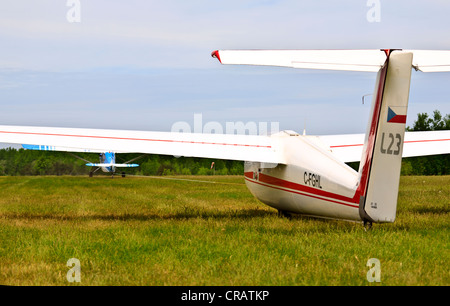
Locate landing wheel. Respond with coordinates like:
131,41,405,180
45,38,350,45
277,209,292,220
363,220,373,231
89,167,100,178
121,172,126,178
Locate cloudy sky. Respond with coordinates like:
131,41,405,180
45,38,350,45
1,0,449,144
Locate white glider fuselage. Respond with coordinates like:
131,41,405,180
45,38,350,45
244,133,360,221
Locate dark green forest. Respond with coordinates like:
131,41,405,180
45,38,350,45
401,110,449,175
0,149,243,176
0,111,448,176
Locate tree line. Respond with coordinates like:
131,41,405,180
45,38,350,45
0,149,243,176
0,110,448,176
401,110,449,175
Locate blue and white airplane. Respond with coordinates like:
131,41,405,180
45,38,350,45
22,144,140,177
86,152,140,177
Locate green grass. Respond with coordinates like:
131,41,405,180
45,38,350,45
0,175,448,286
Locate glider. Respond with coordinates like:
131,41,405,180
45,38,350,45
1,49,449,227
21,144,140,178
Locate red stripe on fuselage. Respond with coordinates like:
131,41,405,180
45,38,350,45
244,171,254,179
244,172,359,208
258,173,356,203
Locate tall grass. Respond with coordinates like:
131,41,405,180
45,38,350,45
0,175,448,285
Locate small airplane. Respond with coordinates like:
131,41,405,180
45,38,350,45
1,49,450,227
21,144,140,178
86,152,140,178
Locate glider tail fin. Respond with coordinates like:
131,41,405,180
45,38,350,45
357,50,413,223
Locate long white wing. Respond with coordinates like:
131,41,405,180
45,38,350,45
0,125,284,164
316,131,450,163
406,50,450,72
2,126,447,164
212,49,387,72
22,144,108,153
212,49,450,72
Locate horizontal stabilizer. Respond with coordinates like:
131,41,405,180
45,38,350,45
212,49,386,72
406,50,450,72
212,49,450,73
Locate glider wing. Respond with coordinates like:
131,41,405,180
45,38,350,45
0,125,284,164
316,130,450,163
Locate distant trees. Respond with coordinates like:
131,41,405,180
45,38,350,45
406,110,450,131
0,148,244,176
137,155,243,176
0,148,88,176
401,110,449,175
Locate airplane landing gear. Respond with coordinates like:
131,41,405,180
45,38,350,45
88,167,100,178
277,209,292,220
363,220,373,231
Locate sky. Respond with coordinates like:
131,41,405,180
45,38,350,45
1,0,450,148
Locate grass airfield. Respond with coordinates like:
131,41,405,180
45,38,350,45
0,175,448,286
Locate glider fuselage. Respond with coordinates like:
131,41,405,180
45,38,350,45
244,133,361,221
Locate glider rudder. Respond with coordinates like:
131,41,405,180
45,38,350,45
357,50,413,223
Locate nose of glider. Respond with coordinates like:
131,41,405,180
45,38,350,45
211,50,222,63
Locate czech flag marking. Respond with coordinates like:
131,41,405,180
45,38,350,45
387,107,407,124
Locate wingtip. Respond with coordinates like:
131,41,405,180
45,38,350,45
211,50,222,63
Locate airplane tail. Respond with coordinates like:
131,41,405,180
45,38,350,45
357,50,413,223
212,48,450,223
